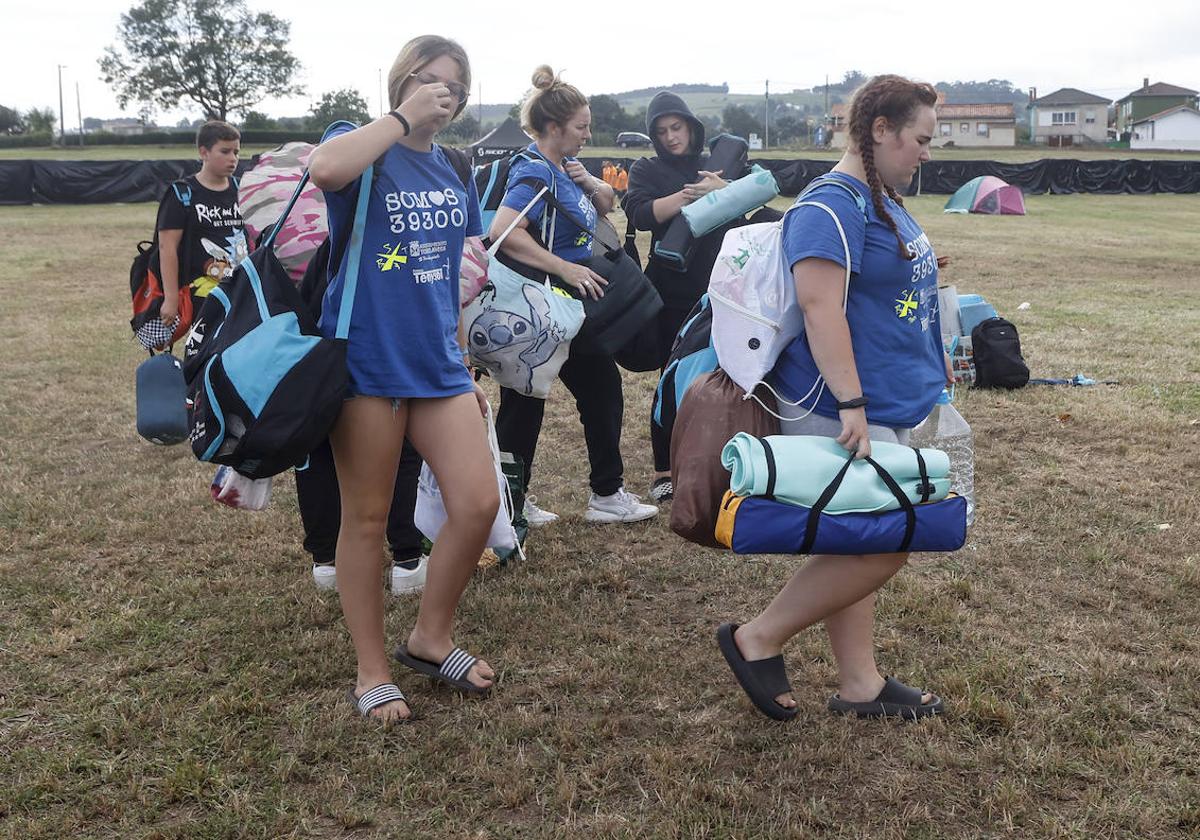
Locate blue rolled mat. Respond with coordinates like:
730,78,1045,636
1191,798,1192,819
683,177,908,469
652,134,750,271
681,165,781,237
715,490,967,555
721,433,950,513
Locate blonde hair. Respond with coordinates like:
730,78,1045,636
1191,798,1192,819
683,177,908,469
386,35,471,118
519,65,588,136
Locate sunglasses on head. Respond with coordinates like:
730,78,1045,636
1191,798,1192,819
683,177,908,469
409,72,469,104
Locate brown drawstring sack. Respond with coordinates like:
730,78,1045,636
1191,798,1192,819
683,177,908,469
670,368,780,547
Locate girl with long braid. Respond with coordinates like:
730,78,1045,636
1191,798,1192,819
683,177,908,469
717,75,955,721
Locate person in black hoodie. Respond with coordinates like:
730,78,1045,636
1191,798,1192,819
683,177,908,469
623,92,762,502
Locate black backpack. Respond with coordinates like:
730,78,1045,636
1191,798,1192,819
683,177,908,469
129,180,193,347
182,121,370,478
971,316,1029,389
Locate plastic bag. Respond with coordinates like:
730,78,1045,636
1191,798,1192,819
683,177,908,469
210,465,273,511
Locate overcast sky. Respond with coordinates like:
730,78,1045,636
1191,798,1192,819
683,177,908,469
6,0,1198,126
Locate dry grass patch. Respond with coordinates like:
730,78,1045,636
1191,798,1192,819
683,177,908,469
1,195,1199,838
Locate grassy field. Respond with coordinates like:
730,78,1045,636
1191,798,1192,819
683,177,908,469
5,142,1200,163
2,194,1199,838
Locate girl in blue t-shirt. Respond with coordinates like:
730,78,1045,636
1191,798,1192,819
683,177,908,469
308,36,499,724
716,75,956,723
487,66,658,527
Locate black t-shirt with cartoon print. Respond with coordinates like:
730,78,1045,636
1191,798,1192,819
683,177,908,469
155,175,249,297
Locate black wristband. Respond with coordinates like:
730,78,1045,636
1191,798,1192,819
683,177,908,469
388,109,410,136
835,395,869,410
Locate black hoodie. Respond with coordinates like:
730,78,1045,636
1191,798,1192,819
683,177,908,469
622,92,732,307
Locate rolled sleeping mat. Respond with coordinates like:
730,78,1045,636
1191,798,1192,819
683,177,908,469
652,134,752,271
681,164,781,238
720,433,951,514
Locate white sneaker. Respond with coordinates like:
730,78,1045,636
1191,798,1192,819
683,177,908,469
390,556,429,595
524,496,559,528
312,563,337,591
585,487,659,524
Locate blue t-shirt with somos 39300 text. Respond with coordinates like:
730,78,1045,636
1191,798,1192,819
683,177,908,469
770,172,944,428
500,145,596,263
318,127,482,398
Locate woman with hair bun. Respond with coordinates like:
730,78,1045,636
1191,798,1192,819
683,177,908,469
489,66,658,527
716,74,955,722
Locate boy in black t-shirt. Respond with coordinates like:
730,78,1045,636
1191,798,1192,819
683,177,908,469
156,121,249,332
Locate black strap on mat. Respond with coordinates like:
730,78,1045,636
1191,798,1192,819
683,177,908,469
912,447,934,503
761,438,778,501
799,453,918,554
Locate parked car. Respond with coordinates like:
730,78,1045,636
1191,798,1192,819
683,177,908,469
615,131,652,149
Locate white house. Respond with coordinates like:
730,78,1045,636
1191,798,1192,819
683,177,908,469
1130,105,1200,151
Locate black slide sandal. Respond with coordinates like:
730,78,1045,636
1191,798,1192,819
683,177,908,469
828,676,944,720
394,644,492,696
716,623,798,721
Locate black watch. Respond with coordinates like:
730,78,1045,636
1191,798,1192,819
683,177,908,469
835,395,868,410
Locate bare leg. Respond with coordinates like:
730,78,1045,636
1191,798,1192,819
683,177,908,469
329,397,410,722
824,593,934,705
733,552,909,708
403,393,501,690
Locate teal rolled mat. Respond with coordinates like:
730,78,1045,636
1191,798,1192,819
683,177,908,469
680,165,781,237
721,433,950,514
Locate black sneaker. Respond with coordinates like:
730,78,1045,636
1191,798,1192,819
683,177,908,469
649,476,674,503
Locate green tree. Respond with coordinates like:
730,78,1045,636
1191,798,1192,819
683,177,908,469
771,113,806,144
308,88,371,129
241,110,277,130
720,104,762,140
0,105,24,134
587,94,627,134
439,112,481,144
24,107,57,135
99,0,303,120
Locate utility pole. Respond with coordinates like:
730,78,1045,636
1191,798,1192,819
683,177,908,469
824,74,830,146
76,82,84,146
764,79,770,150
378,68,384,116
478,82,483,127
57,64,67,145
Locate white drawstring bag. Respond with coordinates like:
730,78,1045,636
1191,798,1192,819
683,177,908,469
462,187,584,399
413,402,521,553
708,177,864,401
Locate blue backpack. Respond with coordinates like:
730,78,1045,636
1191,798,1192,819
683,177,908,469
473,149,542,234
652,294,719,438
182,123,369,479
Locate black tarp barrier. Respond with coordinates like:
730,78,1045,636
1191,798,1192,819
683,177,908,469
1,156,1197,205
0,161,34,205
581,157,1200,197
897,158,1200,197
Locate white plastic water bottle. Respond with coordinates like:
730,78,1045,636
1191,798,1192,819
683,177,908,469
911,389,975,525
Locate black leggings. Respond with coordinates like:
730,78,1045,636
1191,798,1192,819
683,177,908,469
495,346,625,497
295,436,424,565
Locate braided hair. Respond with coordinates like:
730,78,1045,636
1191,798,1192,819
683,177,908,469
846,75,938,260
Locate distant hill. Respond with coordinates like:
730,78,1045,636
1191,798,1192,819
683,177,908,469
474,79,1029,131
608,83,729,99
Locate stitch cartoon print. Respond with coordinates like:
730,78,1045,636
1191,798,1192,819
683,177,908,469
468,283,567,394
